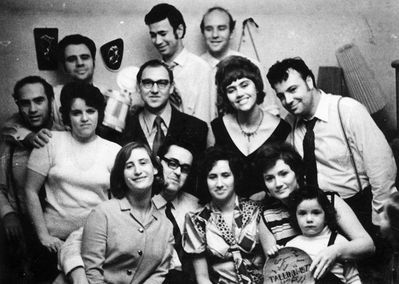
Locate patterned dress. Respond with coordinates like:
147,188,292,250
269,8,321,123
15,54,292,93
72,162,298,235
183,197,264,284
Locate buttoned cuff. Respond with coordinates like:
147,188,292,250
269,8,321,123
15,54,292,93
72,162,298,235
61,255,84,276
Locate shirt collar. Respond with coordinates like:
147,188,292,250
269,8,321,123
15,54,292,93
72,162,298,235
202,49,240,69
209,195,240,213
117,197,162,221
312,90,329,123
142,102,172,129
152,194,167,210
153,192,184,210
172,48,189,68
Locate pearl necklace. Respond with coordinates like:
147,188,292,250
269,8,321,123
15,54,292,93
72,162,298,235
235,110,264,142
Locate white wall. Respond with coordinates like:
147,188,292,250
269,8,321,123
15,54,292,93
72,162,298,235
1,0,399,133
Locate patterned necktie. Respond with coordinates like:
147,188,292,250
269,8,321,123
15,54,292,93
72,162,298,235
303,118,318,187
152,116,165,155
165,202,183,256
164,61,182,109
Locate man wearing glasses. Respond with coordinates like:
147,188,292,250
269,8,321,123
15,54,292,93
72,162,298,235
119,59,208,159
153,140,201,284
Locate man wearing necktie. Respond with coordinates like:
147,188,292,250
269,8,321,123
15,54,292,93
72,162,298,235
153,140,202,284
144,3,216,124
267,57,397,282
119,59,208,162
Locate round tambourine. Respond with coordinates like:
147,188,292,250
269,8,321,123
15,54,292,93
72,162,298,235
263,247,315,284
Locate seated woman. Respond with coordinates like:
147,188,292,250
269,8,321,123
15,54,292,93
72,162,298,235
255,143,374,280
24,82,121,279
210,56,290,199
183,147,269,284
82,142,174,283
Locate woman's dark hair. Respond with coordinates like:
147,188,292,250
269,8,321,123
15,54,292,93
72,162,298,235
110,142,163,199
60,82,105,130
197,146,244,204
215,55,265,114
254,143,305,193
288,185,338,232
385,192,399,247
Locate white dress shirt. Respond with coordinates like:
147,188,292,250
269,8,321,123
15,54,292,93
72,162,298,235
289,92,397,224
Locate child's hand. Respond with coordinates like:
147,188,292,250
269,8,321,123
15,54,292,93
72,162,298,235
266,244,283,257
310,245,339,279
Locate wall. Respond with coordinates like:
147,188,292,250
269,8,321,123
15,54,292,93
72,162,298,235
1,0,399,134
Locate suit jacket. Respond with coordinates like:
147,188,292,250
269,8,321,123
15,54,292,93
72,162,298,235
119,106,208,157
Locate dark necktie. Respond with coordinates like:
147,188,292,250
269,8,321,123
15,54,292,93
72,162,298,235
152,116,165,155
165,202,183,257
303,118,318,187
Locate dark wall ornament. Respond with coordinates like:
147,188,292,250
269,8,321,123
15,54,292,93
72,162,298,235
34,28,58,70
101,38,124,71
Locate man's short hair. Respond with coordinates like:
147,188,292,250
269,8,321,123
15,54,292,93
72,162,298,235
157,138,195,161
200,6,236,33
144,3,186,38
267,57,317,89
57,34,96,63
13,75,54,102
136,59,174,83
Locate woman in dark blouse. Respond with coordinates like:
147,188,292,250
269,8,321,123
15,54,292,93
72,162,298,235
209,55,290,198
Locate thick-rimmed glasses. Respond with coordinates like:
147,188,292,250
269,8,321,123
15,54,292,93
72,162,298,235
141,79,170,90
162,157,191,174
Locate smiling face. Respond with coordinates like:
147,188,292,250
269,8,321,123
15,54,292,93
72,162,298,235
16,83,50,130
162,145,193,194
69,98,98,142
273,69,317,119
124,148,158,195
148,18,183,62
203,9,232,59
207,160,236,205
139,65,174,114
296,198,326,237
63,44,94,83
263,159,299,203
226,77,258,112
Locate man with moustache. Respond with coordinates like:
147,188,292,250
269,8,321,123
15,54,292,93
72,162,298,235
0,76,54,283
145,3,216,124
2,34,106,147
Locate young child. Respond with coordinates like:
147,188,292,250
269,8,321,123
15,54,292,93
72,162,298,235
285,186,361,284
380,192,399,284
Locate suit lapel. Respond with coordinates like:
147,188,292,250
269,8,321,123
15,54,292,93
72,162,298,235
166,107,185,139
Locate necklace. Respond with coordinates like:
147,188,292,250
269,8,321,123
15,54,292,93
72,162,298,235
235,110,264,142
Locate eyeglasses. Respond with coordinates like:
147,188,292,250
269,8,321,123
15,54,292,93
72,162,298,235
162,157,191,174
141,79,170,90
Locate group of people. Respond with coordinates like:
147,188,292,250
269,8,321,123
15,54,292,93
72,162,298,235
0,3,398,284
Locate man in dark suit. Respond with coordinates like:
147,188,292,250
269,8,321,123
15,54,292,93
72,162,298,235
119,59,208,159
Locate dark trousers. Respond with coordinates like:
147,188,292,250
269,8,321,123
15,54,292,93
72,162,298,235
0,216,58,283
344,187,392,283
